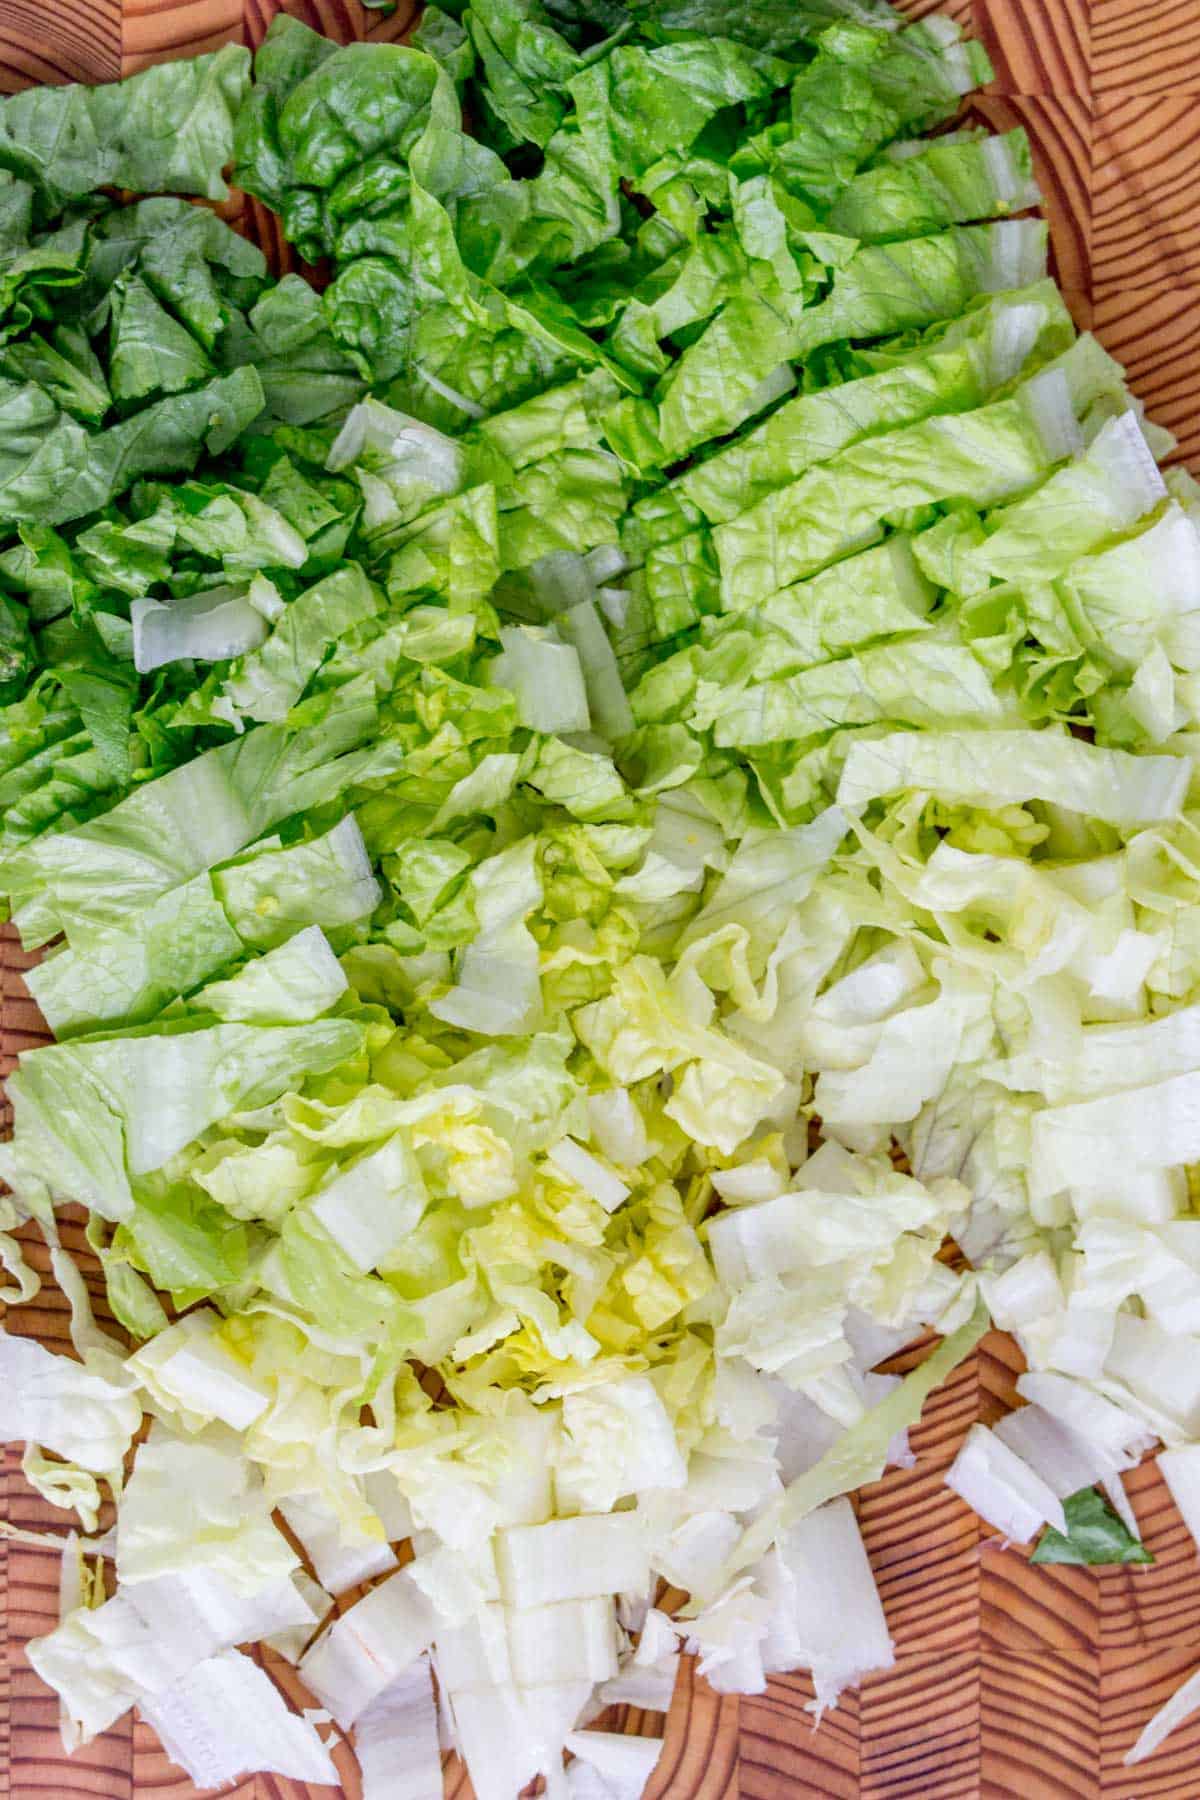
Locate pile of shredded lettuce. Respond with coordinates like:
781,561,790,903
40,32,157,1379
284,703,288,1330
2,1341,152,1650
3,0,1200,1788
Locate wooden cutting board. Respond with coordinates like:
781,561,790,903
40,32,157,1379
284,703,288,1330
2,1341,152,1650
3,0,1200,1794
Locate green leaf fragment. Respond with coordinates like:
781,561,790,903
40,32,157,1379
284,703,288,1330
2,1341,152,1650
1031,1487,1154,1567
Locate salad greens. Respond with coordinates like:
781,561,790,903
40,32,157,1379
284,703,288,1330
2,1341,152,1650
0,0,1196,1790
1030,1486,1154,1568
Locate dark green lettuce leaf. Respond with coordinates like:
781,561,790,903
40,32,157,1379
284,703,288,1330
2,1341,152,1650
109,275,215,404
0,589,33,699
229,16,340,216
224,276,363,427
0,189,89,343
631,0,900,54
0,365,264,526
0,45,251,216
0,195,275,530
77,199,268,347
467,0,592,149
37,614,139,782
569,38,791,181
74,506,175,599
0,522,97,624
326,190,584,419
456,112,620,282
235,24,445,256
1,326,110,425
541,0,631,44
411,4,476,85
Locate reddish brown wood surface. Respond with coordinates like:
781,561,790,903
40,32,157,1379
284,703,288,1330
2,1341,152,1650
3,0,1200,1794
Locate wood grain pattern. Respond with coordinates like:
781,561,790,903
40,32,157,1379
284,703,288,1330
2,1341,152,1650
972,0,1090,98
1,0,1198,1794
0,0,119,89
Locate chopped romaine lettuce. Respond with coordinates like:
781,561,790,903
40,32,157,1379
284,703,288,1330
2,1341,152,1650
6,2,1200,1792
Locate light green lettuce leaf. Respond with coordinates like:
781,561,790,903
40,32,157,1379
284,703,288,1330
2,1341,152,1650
814,963,995,1136
524,735,632,821
837,728,1189,829
385,485,502,605
757,27,909,206
8,1014,362,1219
859,17,991,132
271,1206,412,1346
731,17,991,206
676,283,1074,525
196,925,349,1024
574,953,785,1153
652,278,808,463
796,218,1048,359
696,632,1005,748
625,535,938,741
960,410,1167,588
498,448,629,571
679,803,847,967
1058,504,1200,675
28,812,381,1034
194,564,382,727
214,813,382,950
728,532,935,654
655,219,1047,462
829,128,1038,243
2,688,393,945
26,872,243,1038
714,363,1073,607
475,370,619,470
429,838,544,1037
